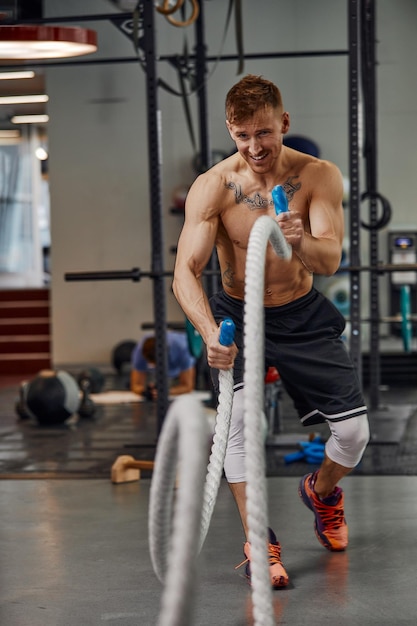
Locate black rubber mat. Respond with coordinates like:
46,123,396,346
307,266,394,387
1,376,417,478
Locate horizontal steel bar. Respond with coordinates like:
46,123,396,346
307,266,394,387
64,267,221,282
338,264,417,273
12,12,135,24
65,268,144,282
347,316,417,323
65,263,417,283
0,49,349,71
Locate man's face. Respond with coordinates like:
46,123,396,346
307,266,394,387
226,106,289,174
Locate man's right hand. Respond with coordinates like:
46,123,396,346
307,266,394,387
206,327,238,370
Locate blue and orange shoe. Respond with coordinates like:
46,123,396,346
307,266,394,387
298,472,348,551
236,528,289,589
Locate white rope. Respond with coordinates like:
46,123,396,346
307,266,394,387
149,214,291,626
149,395,210,626
198,368,234,552
148,373,234,626
244,215,291,626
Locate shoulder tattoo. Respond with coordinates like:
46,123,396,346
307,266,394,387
282,176,301,202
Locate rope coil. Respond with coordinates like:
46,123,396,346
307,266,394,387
243,215,291,625
149,214,291,625
198,368,234,552
149,395,210,625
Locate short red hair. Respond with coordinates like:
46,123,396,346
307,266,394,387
225,74,283,125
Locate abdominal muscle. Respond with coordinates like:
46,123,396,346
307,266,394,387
219,245,314,307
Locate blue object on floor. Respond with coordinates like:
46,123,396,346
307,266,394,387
284,436,326,464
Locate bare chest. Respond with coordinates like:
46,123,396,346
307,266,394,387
219,179,307,250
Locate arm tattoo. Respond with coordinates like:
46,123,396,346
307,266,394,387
222,262,235,288
225,181,272,210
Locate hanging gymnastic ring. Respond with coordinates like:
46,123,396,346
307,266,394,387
155,0,185,15
167,0,199,27
400,284,413,353
360,190,392,231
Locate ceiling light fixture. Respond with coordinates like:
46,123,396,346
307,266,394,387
0,25,97,60
0,129,21,144
35,146,48,160
11,113,49,124
0,70,35,79
0,93,48,104
0,129,20,137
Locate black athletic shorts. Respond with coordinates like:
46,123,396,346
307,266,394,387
210,288,367,426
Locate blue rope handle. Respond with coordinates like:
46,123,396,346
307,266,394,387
219,318,236,346
271,185,289,215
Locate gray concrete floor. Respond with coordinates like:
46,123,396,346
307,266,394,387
1,474,417,625
1,365,417,625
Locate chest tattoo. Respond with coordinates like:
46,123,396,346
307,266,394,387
225,181,272,210
226,175,302,210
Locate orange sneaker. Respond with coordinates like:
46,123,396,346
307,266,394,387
236,528,289,589
298,472,348,551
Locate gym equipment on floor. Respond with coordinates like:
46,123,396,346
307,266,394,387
111,340,136,374
77,367,105,394
111,455,155,484
20,369,80,426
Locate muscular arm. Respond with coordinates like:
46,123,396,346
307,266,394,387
172,173,237,370
278,161,344,276
172,175,219,342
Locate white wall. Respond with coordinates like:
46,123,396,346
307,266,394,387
44,0,417,366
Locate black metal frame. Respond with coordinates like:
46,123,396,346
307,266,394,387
349,0,384,410
360,0,381,409
9,0,383,428
141,1,169,431
348,0,362,381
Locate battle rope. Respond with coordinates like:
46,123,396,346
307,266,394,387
149,395,210,626
198,366,234,552
149,214,291,625
148,374,233,626
243,215,291,625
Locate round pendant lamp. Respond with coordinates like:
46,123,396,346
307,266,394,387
0,25,98,59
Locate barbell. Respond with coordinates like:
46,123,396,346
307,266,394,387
64,263,417,283
64,267,219,282
65,266,415,354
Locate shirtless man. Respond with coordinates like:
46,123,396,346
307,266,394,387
172,74,369,588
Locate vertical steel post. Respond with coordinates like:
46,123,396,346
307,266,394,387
348,0,362,381
194,2,210,172
142,0,169,433
194,2,219,298
362,0,381,409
